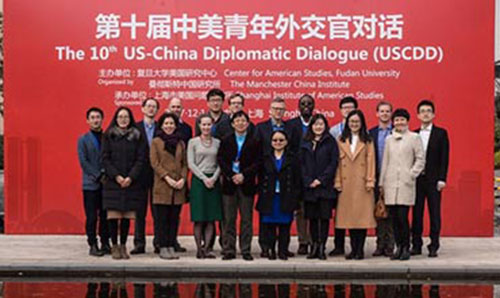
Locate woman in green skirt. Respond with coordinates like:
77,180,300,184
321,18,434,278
187,114,223,258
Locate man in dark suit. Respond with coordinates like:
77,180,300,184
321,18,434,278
255,97,298,257
77,107,109,256
165,97,192,252
131,98,160,254
368,101,395,257
217,111,261,261
286,94,315,255
411,100,449,258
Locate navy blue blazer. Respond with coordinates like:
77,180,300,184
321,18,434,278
77,131,104,191
136,120,160,188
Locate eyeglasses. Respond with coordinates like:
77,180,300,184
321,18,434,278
272,138,286,142
230,101,243,105
209,98,223,103
271,106,285,112
117,115,130,119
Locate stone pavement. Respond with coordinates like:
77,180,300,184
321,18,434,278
0,235,498,280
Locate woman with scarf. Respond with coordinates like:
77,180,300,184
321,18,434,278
102,107,147,260
150,112,188,260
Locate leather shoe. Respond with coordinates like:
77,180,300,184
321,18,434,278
410,246,422,256
384,248,394,258
130,246,145,255
428,248,438,258
242,253,254,261
400,246,410,261
285,250,295,257
345,251,355,260
173,242,187,253
391,247,402,260
354,252,364,260
260,250,270,258
222,253,235,260
328,247,345,257
372,248,384,257
89,244,104,257
297,244,308,255
154,246,160,254
278,252,288,261
268,250,277,260
100,244,111,255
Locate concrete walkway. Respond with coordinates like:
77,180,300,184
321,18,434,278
0,235,498,280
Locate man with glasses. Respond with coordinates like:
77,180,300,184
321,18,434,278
131,98,160,254
328,96,358,257
214,93,255,140
255,97,298,257
217,111,261,261
411,100,449,258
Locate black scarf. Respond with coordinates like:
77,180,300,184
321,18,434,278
157,130,182,155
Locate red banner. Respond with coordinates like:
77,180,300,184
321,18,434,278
4,0,494,235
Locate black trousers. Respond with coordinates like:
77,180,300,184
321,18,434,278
349,229,367,255
262,222,291,254
134,187,159,249
309,219,329,244
83,189,109,246
389,205,410,249
412,175,442,250
156,204,181,248
334,228,345,250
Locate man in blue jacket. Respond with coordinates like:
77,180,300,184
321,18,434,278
77,107,109,257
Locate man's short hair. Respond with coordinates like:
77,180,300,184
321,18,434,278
392,108,410,122
231,110,250,123
142,97,160,109
299,94,314,104
229,93,245,105
271,97,285,104
339,96,358,109
86,107,104,119
206,88,225,101
376,101,393,112
417,99,435,113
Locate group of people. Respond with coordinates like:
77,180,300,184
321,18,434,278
77,88,449,262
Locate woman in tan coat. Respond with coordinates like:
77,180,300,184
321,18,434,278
379,108,425,261
150,112,188,260
335,110,377,260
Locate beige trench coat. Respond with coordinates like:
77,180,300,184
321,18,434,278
379,130,425,206
150,138,188,205
334,138,377,229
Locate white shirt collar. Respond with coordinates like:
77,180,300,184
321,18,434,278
420,123,433,131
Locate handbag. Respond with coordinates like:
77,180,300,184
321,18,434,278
374,193,388,219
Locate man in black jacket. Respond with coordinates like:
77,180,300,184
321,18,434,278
286,94,314,255
411,100,449,258
131,98,160,254
368,101,394,257
217,111,261,261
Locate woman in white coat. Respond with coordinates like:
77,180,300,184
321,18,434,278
379,108,425,261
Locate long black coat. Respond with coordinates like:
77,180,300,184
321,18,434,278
300,134,339,202
101,127,147,212
256,151,302,214
217,131,261,196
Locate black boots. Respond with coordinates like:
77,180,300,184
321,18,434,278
307,242,326,260
391,246,410,261
307,242,319,259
